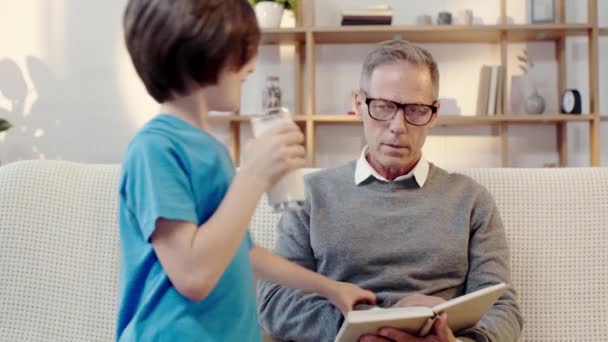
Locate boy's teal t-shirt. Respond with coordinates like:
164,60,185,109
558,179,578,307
117,114,261,341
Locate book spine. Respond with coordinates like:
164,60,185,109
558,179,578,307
496,66,505,115
341,18,392,25
487,66,499,116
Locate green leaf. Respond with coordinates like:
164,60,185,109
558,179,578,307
0,119,11,133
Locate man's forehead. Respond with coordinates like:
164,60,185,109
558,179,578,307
367,79,434,100
367,64,435,100
370,62,431,80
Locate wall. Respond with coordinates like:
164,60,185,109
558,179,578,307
0,0,606,168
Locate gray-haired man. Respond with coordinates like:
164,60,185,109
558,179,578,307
257,40,523,342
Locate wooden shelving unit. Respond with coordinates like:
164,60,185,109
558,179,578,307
312,24,591,44
505,23,591,41
313,25,503,44
314,114,592,125
259,28,306,44
209,115,308,123
220,0,601,167
213,114,591,125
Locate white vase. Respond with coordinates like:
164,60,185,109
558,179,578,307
281,9,295,28
525,89,546,114
255,2,284,28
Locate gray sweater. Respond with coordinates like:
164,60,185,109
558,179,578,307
257,162,523,342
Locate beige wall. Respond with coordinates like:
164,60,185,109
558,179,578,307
0,0,606,167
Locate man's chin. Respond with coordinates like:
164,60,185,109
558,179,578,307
377,156,409,169
381,147,409,159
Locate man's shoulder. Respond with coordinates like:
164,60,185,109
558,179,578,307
428,163,490,194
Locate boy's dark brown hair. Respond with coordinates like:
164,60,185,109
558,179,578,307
124,0,261,103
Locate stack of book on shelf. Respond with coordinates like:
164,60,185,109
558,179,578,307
341,4,393,26
476,65,505,116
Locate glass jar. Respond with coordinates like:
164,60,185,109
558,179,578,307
262,75,282,112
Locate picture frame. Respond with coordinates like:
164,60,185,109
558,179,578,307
530,0,555,23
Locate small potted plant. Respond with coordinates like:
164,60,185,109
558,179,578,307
0,119,10,165
250,0,294,28
0,119,10,133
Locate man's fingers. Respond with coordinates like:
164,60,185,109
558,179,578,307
433,313,454,341
378,327,420,341
359,335,393,342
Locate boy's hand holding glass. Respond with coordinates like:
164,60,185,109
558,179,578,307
240,120,305,192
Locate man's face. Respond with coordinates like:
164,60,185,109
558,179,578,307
355,61,438,175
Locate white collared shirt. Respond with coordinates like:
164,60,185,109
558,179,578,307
354,146,429,187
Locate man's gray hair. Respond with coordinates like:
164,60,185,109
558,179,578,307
360,40,440,98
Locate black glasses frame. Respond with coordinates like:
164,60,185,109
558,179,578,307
364,97,438,126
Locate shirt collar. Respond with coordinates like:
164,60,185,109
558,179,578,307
354,146,429,187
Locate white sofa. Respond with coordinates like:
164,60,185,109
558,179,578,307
1,160,607,341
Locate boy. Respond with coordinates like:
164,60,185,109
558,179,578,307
117,0,376,341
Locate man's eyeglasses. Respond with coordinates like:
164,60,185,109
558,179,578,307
364,97,437,126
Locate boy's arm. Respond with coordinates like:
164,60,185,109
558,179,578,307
151,173,265,301
250,245,375,315
147,122,305,302
257,205,356,341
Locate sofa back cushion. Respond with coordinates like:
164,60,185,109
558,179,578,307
0,160,121,341
1,161,607,341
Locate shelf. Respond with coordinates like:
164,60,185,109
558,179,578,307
209,113,592,127
311,24,591,44
601,28,608,35
312,115,361,123
312,114,592,125
313,26,502,44
208,115,308,123
601,116,608,121
489,114,592,124
261,28,306,45
505,24,591,42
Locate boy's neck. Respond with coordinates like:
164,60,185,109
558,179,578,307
160,90,209,130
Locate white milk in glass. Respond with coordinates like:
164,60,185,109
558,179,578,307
250,108,305,211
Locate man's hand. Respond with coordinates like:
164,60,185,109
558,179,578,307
327,281,377,316
358,313,457,342
392,293,446,308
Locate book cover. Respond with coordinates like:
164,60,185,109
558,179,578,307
340,17,393,26
341,10,394,17
496,65,505,115
487,66,499,116
334,283,508,342
341,4,393,25
476,65,492,116
342,4,393,16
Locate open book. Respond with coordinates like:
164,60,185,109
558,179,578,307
335,283,508,342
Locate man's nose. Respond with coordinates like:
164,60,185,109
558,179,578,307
389,109,408,133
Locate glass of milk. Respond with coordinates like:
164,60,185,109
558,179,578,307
250,107,305,212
